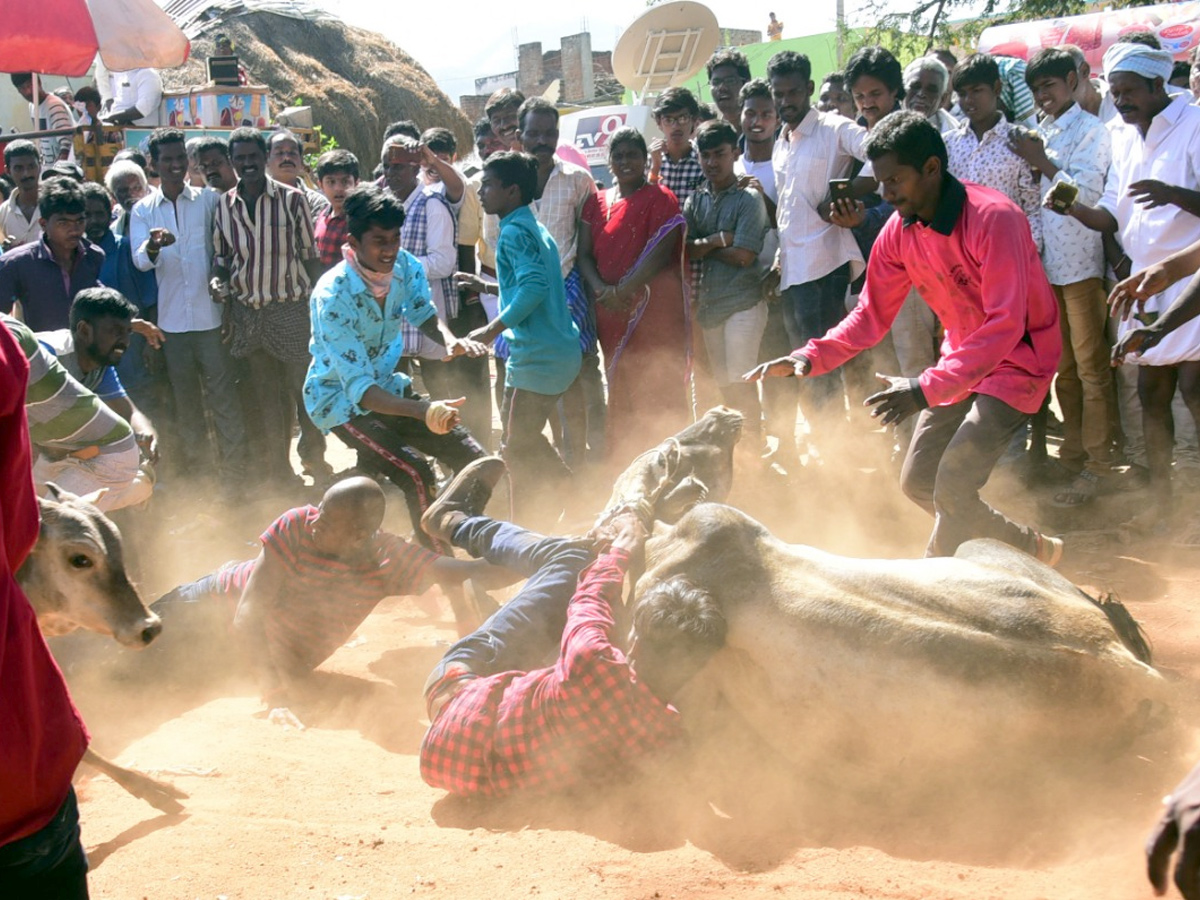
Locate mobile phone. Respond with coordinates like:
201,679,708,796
1046,180,1079,214
829,178,855,204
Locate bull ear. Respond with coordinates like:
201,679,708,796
44,481,68,501
77,488,109,508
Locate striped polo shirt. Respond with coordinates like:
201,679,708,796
213,177,316,309
3,314,135,457
216,506,439,673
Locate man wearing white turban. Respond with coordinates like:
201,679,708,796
1059,39,1200,535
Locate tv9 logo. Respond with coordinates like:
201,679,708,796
575,112,627,151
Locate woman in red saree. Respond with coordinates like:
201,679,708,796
578,127,691,467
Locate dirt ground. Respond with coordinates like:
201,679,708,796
52,414,1200,900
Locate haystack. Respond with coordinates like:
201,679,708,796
161,12,472,168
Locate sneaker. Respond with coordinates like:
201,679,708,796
420,456,507,545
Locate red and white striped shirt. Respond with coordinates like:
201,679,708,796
213,177,316,309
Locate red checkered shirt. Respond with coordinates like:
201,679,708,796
314,206,349,271
419,548,684,797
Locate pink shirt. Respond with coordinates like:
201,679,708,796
796,177,1059,415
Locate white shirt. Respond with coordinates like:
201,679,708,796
402,186,457,332
1036,104,1111,285
130,185,221,333
945,116,1043,252
736,153,779,271
0,196,42,247
772,107,868,288
109,68,163,126
531,160,595,276
1100,94,1200,364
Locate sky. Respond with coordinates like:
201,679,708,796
316,0,849,101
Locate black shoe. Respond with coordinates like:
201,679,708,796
421,456,507,545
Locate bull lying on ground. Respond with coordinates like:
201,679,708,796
638,502,1172,816
19,485,186,815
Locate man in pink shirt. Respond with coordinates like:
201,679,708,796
749,110,1063,563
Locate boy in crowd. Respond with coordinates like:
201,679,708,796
458,152,582,525
147,476,515,722
313,149,360,272
649,87,705,204
1007,48,1115,507
419,457,726,798
944,54,1043,251
304,185,486,552
706,49,751,133
736,78,800,467
0,178,105,332
685,120,770,452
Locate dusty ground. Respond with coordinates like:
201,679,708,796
51,415,1200,900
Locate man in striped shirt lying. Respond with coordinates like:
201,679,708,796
419,457,728,798
147,476,514,724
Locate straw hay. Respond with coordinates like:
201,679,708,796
162,12,473,167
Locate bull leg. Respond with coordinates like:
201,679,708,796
80,747,188,815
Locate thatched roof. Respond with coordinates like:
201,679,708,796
162,11,473,168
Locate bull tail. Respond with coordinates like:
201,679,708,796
1089,590,1153,665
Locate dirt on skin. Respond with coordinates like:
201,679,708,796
55,424,1200,900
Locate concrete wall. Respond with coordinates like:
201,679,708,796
475,72,517,95
561,32,594,103
721,28,763,48
517,42,544,96
459,95,488,122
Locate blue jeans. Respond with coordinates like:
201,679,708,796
434,517,592,678
0,788,89,899
782,263,851,414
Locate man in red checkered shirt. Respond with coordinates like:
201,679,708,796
418,456,727,798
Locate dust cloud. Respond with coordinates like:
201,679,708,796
47,368,1200,899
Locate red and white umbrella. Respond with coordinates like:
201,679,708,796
0,0,190,77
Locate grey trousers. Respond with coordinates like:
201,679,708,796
900,393,1037,557
163,327,248,481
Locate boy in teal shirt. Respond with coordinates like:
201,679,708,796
458,151,582,522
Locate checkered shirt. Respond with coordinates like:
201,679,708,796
400,189,457,359
419,549,684,798
314,207,350,270
659,146,705,207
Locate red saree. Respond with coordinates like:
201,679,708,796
581,183,691,464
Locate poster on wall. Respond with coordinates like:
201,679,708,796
160,90,271,129
980,2,1200,71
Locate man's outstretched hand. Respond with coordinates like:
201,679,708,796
744,355,810,381
607,512,648,555
865,374,926,426
1148,761,1200,898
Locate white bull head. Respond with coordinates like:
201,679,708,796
18,484,162,648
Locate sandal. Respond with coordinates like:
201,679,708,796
1050,470,1099,508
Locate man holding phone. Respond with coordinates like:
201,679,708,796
766,50,869,442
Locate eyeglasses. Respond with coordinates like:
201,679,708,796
710,76,744,89
658,114,694,127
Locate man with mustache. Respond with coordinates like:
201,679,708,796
194,136,239,193
0,141,44,249
1061,42,1200,536
267,130,330,219
212,127,323,489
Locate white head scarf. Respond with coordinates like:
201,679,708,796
1103,42,1174,83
